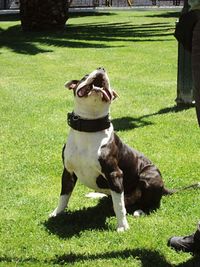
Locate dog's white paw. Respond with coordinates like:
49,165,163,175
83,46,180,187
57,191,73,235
49,208,64,218
133,209,145,217
117,224,129,233
117,220,129,232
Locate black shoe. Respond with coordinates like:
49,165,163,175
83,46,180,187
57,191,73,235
168,234,195,253
168,222,200,254
194,222,200,254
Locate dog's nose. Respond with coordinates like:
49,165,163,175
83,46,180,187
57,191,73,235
97,67,105,72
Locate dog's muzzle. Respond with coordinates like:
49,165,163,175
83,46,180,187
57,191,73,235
76,68,112,102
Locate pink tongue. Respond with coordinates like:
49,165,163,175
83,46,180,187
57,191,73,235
77,87,87,97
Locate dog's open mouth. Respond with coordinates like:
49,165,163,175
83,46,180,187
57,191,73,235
77,73,112,102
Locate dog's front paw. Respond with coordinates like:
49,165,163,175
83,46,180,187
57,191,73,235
117,224,129,232
49,208,65,218
117,220,129,232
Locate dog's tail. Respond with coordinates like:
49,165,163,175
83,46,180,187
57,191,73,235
162,182,200,195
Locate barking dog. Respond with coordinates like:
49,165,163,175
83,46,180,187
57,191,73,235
50,68,199,232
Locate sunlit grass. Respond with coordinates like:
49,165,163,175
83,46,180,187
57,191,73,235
0,10,200,267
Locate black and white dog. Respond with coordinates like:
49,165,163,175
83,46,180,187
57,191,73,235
50,68,198,232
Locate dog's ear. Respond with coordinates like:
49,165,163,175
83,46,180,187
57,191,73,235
64,80,79,90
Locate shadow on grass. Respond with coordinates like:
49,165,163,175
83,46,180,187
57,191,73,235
177,257,200,267
1,250,199,267
45,196,158,239
69,11,117,18
53,250,200,266
113,116,154,130
146,11,180,18
53,249,173,266
44,197,114,238
113,105,193,131
0,15,174,55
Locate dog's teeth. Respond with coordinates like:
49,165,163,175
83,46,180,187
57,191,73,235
92,85,103,90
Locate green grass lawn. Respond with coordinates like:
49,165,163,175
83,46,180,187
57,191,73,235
0,10,200,267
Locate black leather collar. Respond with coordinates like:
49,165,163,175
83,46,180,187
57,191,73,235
67,112,111,132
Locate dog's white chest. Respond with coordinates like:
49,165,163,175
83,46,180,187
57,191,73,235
64,126,113,192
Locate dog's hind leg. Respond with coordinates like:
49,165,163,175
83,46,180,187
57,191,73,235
49,168,77,217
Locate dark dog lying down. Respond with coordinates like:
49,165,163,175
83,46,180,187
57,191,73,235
50,67,200,232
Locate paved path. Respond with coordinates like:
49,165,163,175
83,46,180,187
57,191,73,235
0,5,182,15
0,9,19,14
